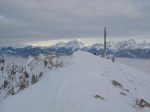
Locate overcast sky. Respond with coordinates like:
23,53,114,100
0,0,150,45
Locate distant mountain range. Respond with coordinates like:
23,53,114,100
0,39,150,58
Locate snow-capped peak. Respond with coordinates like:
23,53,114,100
66,39,85,49
53,39,85,50
91,39,150,50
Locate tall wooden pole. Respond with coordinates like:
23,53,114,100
104,27,107,57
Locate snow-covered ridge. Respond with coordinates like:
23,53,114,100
0,54,63,103
0,51,150,112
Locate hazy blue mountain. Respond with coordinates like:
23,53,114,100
0,39,150,58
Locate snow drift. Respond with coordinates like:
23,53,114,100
0,51,150,112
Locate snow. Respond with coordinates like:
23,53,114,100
0,51,150,112
1,54,27,66
117,58,150,74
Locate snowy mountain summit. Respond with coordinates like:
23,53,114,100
0,51,150,112
53,39,85,50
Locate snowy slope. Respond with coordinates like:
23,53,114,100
0,51,150,112
117,58,150,74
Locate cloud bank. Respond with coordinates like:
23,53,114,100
0,0,150,44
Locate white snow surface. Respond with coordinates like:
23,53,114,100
117,58,150,74
0,51,150,112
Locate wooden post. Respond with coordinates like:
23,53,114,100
104,27,107,57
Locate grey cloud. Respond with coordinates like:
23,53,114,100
0,0,150,44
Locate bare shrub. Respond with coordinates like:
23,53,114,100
136,99,150,108
120,92,127,96
112,80,123,88
94,95,105,100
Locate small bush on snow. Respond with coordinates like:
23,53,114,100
31,74,38,85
